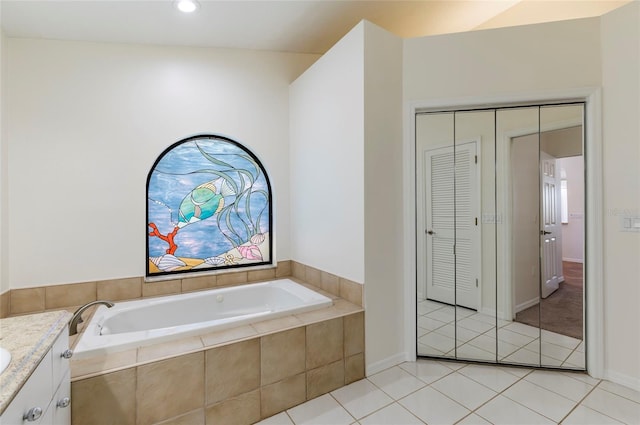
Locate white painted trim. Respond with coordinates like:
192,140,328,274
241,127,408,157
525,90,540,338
403,101,418,363
584,88,604,379
404,88,604,380
366,352,409,376
515,297,540,313
604,370,640,393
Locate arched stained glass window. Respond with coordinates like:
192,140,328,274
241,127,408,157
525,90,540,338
146,134,272,278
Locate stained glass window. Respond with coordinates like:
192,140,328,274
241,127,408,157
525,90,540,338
146,134,272,277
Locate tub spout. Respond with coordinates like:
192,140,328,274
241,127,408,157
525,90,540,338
69,300,115,336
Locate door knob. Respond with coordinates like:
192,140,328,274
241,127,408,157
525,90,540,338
540,230,552,235
426,230,436,235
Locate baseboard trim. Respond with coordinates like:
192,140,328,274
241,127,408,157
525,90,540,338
604,369,640,392
515,297,540,313
563,258,584,263
366,352,408,376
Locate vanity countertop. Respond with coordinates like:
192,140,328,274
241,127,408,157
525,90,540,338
0,310,71,415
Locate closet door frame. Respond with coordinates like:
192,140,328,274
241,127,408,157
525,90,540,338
403,88,603,378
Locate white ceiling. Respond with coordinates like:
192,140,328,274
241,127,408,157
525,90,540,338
0,0,630,54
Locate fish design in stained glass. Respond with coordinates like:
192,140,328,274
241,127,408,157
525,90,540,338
146,134,272,277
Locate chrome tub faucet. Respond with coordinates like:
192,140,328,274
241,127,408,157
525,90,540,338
69,300,115,335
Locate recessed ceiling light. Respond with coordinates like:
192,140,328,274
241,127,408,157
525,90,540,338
175,0,199,13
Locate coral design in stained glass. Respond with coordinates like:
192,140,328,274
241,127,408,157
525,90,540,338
146,134,272,277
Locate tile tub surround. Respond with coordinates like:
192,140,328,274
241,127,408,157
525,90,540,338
2,260,363,318
0,310,72,414
71,309,365,425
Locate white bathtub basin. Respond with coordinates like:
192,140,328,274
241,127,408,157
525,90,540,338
74,278,333,359
0,347,11,374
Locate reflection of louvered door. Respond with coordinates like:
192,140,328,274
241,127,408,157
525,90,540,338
541,152,561,298
424,142,479,310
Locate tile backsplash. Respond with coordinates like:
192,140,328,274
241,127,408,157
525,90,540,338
1,260,363,318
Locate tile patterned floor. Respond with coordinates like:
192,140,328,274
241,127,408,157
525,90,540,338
417,300,585,369
256,359,640,424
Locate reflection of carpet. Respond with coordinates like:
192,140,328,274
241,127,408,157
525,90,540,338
516,262,583,340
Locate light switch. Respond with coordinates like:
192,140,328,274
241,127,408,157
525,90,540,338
620,216,640,232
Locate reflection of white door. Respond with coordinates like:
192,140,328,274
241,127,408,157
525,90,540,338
424,142,480,309
541,152,562,298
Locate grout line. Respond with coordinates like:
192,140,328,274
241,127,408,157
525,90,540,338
328,381,386,423
556,380,606,424
595,381,640,405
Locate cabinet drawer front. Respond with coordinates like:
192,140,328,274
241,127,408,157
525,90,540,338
1,353,53,423
52,371,71,425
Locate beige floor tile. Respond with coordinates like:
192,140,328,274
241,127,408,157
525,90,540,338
501,379,577,422
287,394,354,425
331,379,393,420
368,366,426,400
582,387,640,424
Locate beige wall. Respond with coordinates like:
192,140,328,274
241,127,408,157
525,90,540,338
290,21,405,372
404,9,640,388
601,1,640,389
558,156,584,263
362,22,404,372
6,38,318,288
289,23,365,284
0,29,6,295
404,18,601,101
511,134,541,310
541,126,583,158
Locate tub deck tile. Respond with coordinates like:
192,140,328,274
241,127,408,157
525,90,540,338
200,324,258,348
295,300,361,325
137,335,204,363
71,348,138,380
251,315,304,334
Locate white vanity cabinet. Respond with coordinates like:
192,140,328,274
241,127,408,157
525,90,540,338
1,329,71,425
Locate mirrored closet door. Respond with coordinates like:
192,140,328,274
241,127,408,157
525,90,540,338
416,102,585,370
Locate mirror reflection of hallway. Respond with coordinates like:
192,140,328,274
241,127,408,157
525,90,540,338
416,102,585,370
